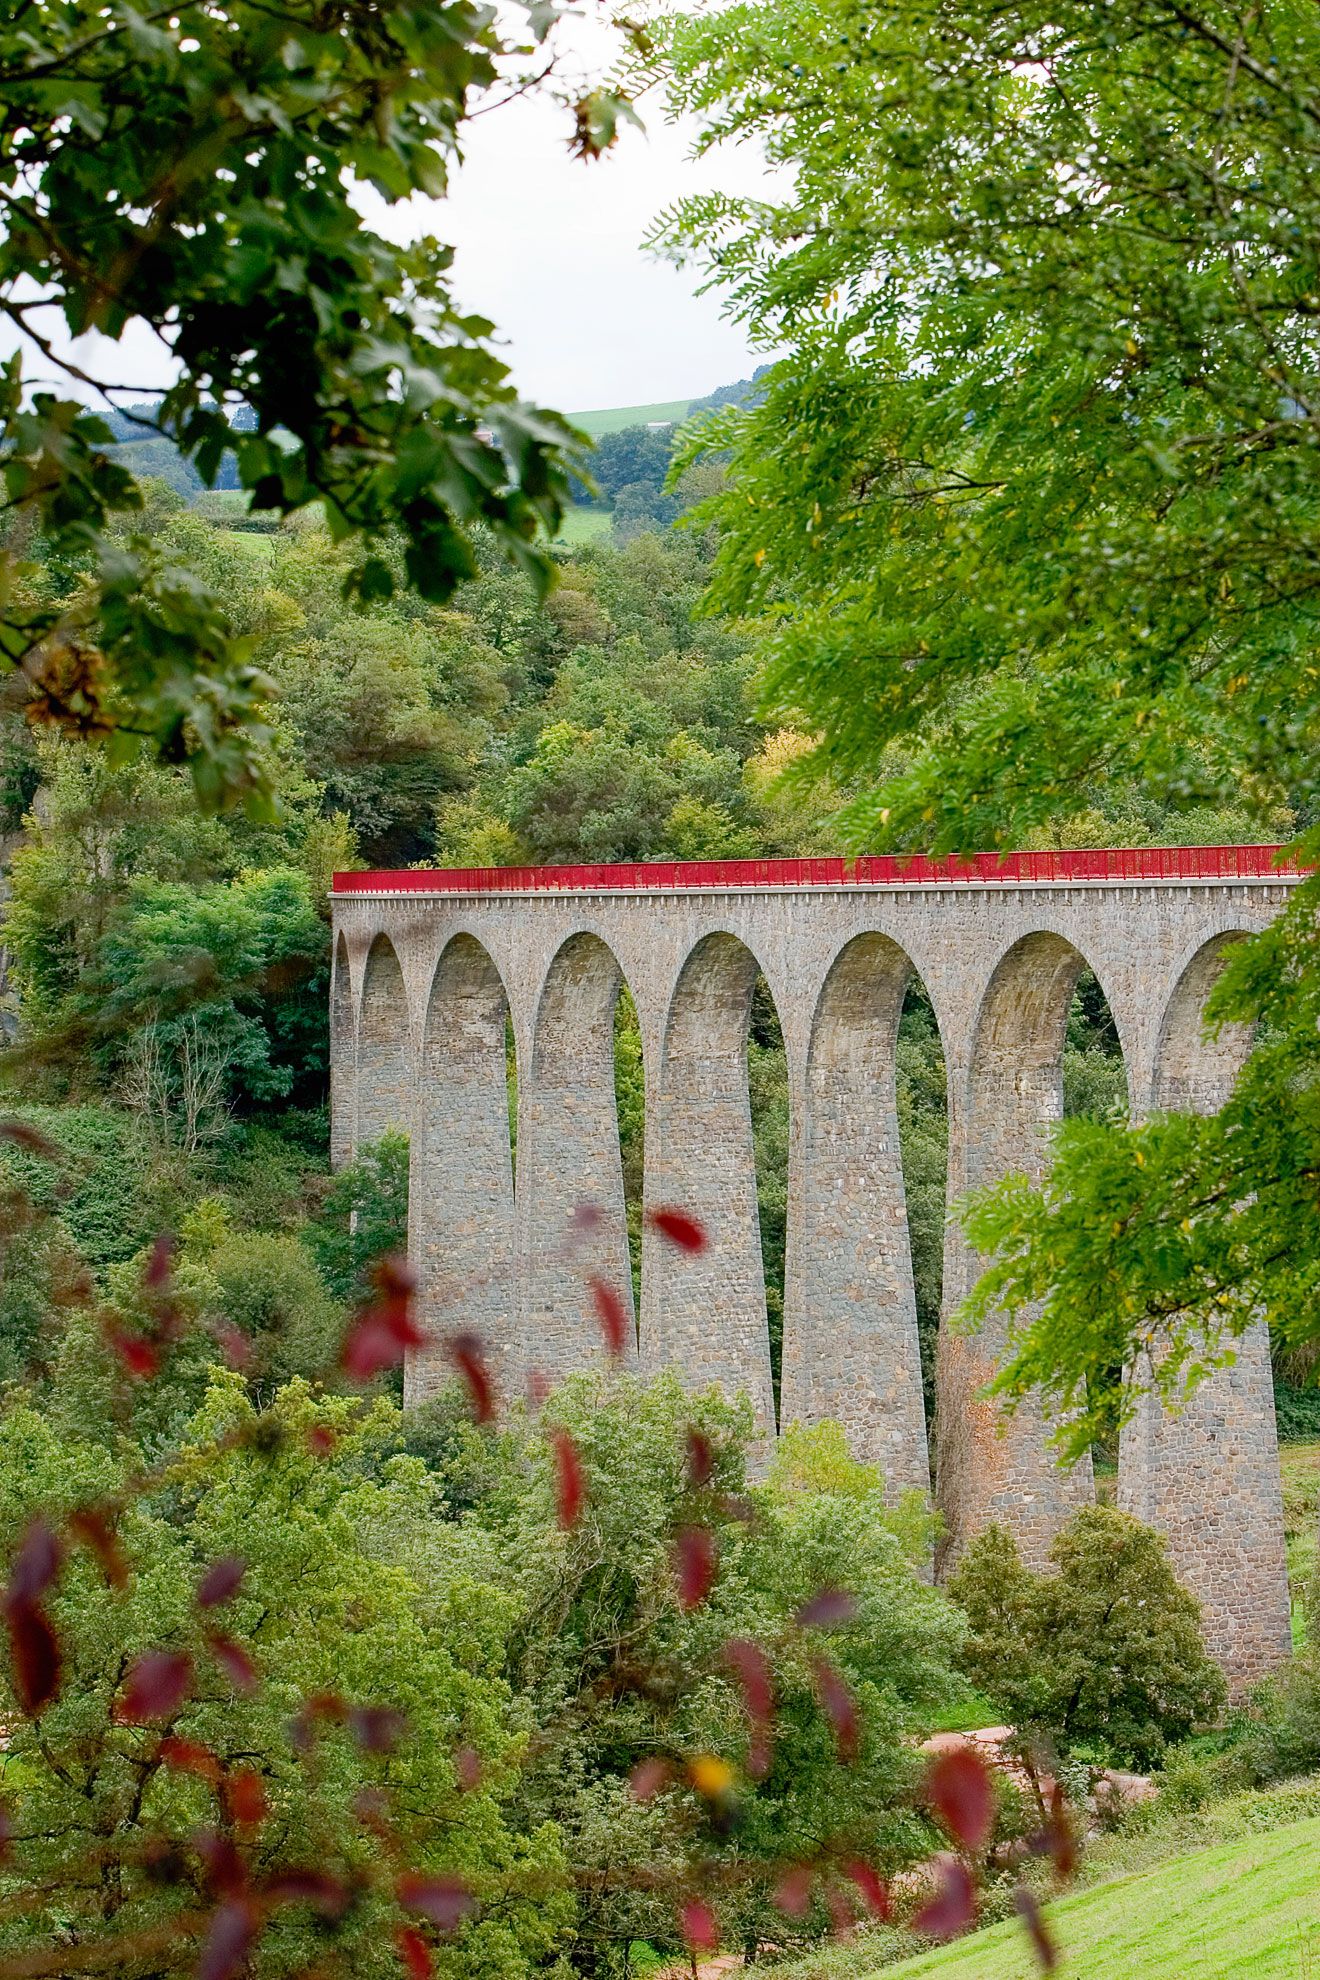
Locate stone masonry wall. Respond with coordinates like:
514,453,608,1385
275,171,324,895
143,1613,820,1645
332,873,1295,1691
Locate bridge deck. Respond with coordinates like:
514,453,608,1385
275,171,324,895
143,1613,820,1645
333,845,1299,896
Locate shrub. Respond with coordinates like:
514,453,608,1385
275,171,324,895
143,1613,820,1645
948,1506,1226,1770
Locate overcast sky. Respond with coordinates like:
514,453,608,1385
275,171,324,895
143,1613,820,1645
4,27,772,422
439,91,770,414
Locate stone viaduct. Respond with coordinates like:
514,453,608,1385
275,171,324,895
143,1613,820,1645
330,846,1298,1692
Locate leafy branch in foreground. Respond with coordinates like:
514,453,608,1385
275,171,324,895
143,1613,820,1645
657,0,1320,1411
657,0,1320,853
0,0,628,806
0,1170,1071,1977
957,863,1320,1449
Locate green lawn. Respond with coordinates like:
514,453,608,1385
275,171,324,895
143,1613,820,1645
873,1817,1320,1980
570,398,693,437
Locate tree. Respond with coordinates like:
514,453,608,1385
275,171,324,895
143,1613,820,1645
658,0,1320,1424
305,1131,411,1306
0,1376,571,1979
948,1507,1226,1772
0,0,633,806
475,1372,965,1970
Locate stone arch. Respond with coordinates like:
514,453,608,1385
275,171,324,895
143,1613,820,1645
408,934,517,1407
1152,930,1253,1113
1121,926,1289,1692
516,932,637,1384
356,934,411,1149
641,932,777,1446
329,931,356,1169
782,933,932,1495
938,930,1117,1567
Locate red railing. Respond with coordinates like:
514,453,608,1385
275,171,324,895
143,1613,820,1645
332,845,1302,895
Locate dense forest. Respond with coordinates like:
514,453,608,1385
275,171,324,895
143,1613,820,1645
0,448,1293,1446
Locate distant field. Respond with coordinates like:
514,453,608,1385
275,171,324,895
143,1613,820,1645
555,506,613,547
867,1816,1320,1980
570,398,693,437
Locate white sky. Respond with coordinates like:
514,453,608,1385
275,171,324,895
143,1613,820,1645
4,12,773,420
440,92,770,412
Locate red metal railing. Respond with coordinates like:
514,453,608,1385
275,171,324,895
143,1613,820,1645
332,845,1302,895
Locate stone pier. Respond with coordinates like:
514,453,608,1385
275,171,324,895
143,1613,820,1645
331,847,1297,1690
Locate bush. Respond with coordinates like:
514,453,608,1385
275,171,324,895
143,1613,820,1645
948,1506,1226,1770
205,1231,343,1391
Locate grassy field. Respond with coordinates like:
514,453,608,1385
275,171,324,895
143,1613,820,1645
554,505,613,546
570,398,693,437
867,1816,1320,1980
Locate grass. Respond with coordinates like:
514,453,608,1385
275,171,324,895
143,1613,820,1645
570,398,693,437
554,505,613,547
922,1689,1000,1735
771,1778,1320,1980
870,1816,1320,1979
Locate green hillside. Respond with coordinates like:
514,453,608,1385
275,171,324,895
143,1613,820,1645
871,1817,1320,1980
570,397,693,437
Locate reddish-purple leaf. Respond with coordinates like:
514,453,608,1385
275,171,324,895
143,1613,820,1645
8,1520,62,1606
8,1600,60,1714
68,1508,128,1589
197,1899,256,1980
117,1650,192,1723
1041,1785,1078,1880
225,1767,267,1826
795,1586,858,1630
845,1860,890,1920
774,1865,813,1918
722,1637,774,1776
349,1704,406,1753
265,1869,348,1916
647,1206,708,1253
1014,1886,1058,1972
159,1736,220,1782
208,1633,258,1695
306,1423,338,1458
106,1323,159,1380
826,1883,855,1939
144,1232,176,1291
925,1746,994,1852
628,1756,674,1801
454,1745,482,1791
686,1426,714,1488
526,1364,550,1408
194,1828,247,1897
342,1307,420,1382
0,1119,61,1160
374,1253,417,1300
587,1276,628,1358
811,1655,859,1763
914,1856,977,1941
212,1320,252,1371
447,1332,495,1422
396,1873,473,1933
550,1427,586,1529
569,1201,605,1236
197,1556,245,1610
681,1898,719,1952
354,1785,391,1834
396,1926,433,1980
674,1525,717,1609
